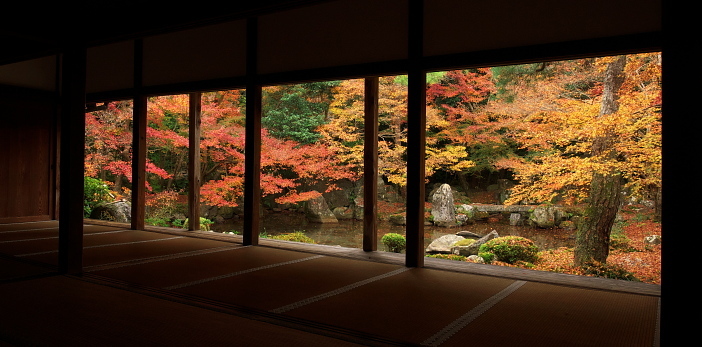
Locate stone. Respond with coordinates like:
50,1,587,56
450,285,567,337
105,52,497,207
431,183,456,227
467,255,485,263
425,234,464,254
90,201,131,223
529,205,565,228
456,214,470,226
644,235,662,245
461,230,499,256
455,230,481,239
509,213,522,226
332,206,355,220
452,245,474,257
388,214,406,226
303,192,338,223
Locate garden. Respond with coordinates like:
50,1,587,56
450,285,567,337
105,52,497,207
83,53,662,285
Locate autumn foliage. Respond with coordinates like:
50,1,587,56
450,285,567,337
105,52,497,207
84,53,662,282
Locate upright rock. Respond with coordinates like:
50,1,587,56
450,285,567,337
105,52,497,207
303,191,338,223
431,184,456,227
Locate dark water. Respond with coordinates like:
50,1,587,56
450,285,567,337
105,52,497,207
211,211,575,251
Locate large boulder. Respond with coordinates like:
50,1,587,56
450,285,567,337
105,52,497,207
303,192,338,223
431,184,456,227
452,230,499,256
426,234,464,254
90,201,131,223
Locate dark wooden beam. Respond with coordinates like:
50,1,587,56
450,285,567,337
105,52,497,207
85,32,660,105
188,92,202,231
58,46,86,275
405,0,425,268
243,17,261,246
363,76,379,252
131,39,146,231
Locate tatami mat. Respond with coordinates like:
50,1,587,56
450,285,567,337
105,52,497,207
283,267,517,344
0,275,363,347
89,246,315,289
0,221,661,346
440,281,660,347
172,256,404,311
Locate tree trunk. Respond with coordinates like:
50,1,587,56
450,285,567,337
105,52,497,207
574,55,627,266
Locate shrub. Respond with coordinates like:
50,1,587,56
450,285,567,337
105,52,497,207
580,261,640,281
478,252,495,263
145,217,171,227
84,177,113,218
479,236,539,264
182,217,214,231
381,233,406,253
270,231,316,244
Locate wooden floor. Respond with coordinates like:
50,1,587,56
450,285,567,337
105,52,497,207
0,220,661,346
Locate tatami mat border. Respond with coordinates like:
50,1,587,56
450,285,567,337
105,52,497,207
164,254,326,290
85,244,249,272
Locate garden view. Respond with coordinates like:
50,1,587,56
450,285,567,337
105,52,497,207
84,53,662,284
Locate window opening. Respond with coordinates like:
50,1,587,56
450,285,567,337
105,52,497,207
422,53,661,285
84,100,134,223
143,95,190,229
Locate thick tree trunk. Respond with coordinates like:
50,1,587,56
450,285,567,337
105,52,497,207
574,55,627,266
575,172,623,265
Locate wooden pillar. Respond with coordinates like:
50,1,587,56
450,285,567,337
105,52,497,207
188,92,202,231
243,17,261,246
131,39,146,230
405,0,426,268
363,77,379,252
58,46,86,275
661,3,697,343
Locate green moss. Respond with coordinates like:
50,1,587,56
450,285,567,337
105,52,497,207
453,238,476,247
426,254,466,261
270,231,316,244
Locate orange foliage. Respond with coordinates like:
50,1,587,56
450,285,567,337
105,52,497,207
491,53,661,205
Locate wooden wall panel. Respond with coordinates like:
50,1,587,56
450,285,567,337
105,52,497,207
0,56,56,91
143,20,247,87
258,0,408,74
424,0,662,57
87,41,134,94
0,89,54,222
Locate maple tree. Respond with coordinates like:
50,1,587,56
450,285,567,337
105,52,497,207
322,75,485,189
491,54,661,206
199,87,358,207
82,52,662,283
85,99,172,196
487,53,661,265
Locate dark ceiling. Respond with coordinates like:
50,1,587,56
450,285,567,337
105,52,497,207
0,0,325,65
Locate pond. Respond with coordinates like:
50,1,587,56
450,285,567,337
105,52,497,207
210,211,575,252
